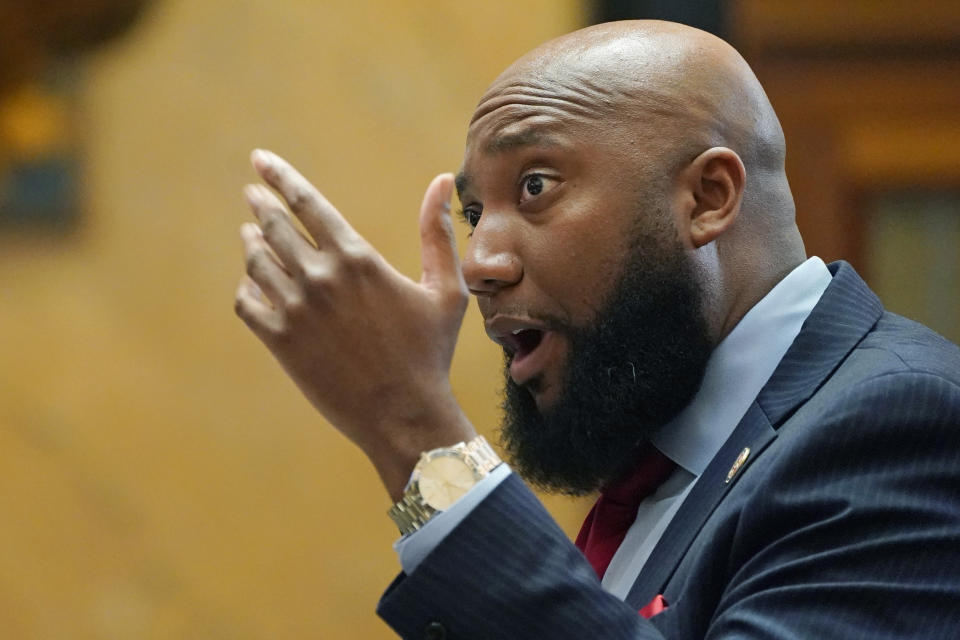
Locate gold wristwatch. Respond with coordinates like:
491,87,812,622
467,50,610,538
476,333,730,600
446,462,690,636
388,435,501,535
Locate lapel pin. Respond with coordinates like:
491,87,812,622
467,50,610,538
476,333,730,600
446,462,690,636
725,447,751,484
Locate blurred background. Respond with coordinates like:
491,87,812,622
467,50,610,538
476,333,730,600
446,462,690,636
0,0,957,637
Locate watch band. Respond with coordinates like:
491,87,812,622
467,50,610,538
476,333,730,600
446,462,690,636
388,492,439,537
388,435,501,536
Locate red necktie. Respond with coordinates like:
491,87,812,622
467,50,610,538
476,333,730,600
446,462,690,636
574,445,677,579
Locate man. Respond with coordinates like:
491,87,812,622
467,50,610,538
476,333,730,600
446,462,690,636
235,20,960,639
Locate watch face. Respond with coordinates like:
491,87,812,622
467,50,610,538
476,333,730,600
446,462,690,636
418,454,477,510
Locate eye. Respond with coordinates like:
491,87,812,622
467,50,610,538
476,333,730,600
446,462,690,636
458,207,482,229
519,173,559,204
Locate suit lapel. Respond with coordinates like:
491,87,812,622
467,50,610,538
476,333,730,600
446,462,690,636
626,400,776,608
625,261,885,607
755,261,883,424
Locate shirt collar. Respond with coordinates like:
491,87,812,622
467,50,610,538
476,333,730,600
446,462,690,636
650,257,833,475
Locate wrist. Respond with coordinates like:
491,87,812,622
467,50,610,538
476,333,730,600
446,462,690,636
364,399,477,502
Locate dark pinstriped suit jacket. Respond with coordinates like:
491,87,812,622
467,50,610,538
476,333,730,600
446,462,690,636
378,262,960,639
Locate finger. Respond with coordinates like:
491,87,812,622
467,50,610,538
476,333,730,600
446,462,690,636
419,173,466,297
234,277,282,340
250,149,354,246
244,183,315,274
241,223,298,307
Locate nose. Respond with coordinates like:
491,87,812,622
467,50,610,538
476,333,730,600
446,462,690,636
461,218,522,296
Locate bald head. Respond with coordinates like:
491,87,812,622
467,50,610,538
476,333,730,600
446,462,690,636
476,21,793,224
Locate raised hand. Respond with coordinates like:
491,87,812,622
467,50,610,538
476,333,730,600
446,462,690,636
235,150,476,499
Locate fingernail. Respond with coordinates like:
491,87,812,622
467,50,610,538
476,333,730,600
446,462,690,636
243,184,260,206
255,184,274,201
240,222,259,239
250,149,271,170
246,278,264,300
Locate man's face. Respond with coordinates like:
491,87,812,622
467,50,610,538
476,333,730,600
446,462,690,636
457,80,654,411
456,71,713,493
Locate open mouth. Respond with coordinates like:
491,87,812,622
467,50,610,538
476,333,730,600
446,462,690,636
503,328,545,361
485,317,561,387
495,328,559,388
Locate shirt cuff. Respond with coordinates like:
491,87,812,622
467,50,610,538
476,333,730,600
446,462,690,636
393,463,512,574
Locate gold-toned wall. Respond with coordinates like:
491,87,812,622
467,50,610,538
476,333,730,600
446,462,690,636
0,1,585,637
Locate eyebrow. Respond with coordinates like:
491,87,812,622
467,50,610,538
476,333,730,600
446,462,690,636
456,127,565,198
486,128,563,154
454,171,470,199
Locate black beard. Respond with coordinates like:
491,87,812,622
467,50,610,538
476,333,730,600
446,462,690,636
500,228,712,495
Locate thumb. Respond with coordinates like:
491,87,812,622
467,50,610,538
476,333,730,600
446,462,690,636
419,173,466,296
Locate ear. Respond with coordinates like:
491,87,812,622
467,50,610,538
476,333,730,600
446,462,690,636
677,147,746,248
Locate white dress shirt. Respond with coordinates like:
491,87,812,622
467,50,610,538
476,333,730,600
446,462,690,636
396,257,833,594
